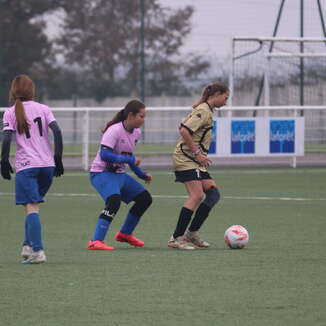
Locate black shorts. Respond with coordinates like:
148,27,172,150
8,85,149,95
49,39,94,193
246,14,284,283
174,169,212,183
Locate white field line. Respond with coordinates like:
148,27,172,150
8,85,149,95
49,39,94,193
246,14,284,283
62,169,326,177
0,192,325,201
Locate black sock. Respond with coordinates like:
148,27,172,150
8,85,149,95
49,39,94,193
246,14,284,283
173,207,193,238
188,203,211,232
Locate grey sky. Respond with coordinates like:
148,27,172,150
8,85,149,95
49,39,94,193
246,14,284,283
45,0,326,63
160,0,326,56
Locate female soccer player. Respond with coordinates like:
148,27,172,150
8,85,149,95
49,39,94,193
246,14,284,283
87,99,152,251
1,75,64,263
168,82,229,250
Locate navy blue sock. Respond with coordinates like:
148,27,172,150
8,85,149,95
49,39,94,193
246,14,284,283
120,212,140,235
23,215,31,246
93,218,111,241
27,213,43,251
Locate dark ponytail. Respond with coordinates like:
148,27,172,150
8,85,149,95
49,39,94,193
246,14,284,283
102,99,145,133
9,75,35,134
193,82,229,108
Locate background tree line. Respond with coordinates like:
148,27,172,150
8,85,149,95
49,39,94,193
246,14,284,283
0,0,211,106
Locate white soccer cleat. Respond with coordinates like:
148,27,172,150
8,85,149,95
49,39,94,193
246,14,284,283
21,245,33,260
21,250,47,264
168,236,195,250
184,230,210,248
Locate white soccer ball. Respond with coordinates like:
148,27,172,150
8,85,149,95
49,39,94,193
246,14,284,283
224,225,249,249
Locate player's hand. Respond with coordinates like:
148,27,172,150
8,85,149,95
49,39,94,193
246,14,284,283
54,156,64,177
0,159,14,180
134,156,141,166
144,174,152,184
196,153,212,168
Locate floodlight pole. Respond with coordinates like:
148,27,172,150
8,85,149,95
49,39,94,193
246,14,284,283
140,0,145,103
255,0,285,108
299,0,304,111
248,0,326,110
317,0,326,39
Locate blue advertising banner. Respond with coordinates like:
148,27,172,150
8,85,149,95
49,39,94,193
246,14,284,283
231,120,255,154
270,120,295,153
208,120,217,154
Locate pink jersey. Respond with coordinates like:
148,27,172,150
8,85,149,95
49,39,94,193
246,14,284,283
3,101,56,172
90,121,141,173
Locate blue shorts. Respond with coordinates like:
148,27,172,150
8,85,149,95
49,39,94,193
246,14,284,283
15,167,54,205
90,172,145,204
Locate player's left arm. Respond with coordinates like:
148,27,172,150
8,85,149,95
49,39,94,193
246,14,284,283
130,129,152,183
129,163,152,184
49,121,64,177
49,121,63,158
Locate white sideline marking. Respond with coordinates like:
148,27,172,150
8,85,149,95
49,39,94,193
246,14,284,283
153,195,326,201
0,192,325,201
224,196,325,201
62,169,326,177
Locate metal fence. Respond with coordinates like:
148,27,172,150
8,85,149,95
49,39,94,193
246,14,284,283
1,106,326,169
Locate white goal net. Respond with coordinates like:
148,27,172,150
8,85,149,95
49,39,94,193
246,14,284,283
230,37,326,107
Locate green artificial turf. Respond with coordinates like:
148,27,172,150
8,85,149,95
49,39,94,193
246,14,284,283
0,168,325,326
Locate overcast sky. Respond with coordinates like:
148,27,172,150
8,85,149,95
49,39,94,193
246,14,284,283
159,0,326,56
46,0,326,61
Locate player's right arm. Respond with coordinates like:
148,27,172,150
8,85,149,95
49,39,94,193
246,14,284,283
99,126,141,165
1,111,14,180
179,107,212,167
100,145,140,165
179,127,212,168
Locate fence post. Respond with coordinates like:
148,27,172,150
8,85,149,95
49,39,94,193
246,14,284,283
229,37,234,113
291,108,298,168
83,109,89,171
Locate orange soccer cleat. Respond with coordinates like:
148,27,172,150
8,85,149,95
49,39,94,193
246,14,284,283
87,240,115,251
114,232,144,247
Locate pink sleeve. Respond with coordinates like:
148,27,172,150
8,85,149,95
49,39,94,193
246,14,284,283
136,128,141,144
137,128,142,140
44,106,56,125
101,127,118,149
2,110,15,131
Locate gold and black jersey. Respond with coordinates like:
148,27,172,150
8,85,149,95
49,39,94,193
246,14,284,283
173,102,213,172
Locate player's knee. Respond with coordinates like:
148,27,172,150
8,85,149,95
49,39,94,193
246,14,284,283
130,190,152,216
203,187,220,208
192,192,205,205
100,194,121,222
136,190,153,209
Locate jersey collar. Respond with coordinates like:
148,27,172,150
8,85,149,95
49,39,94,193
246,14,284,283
205,101,214,112
122,121,134,133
